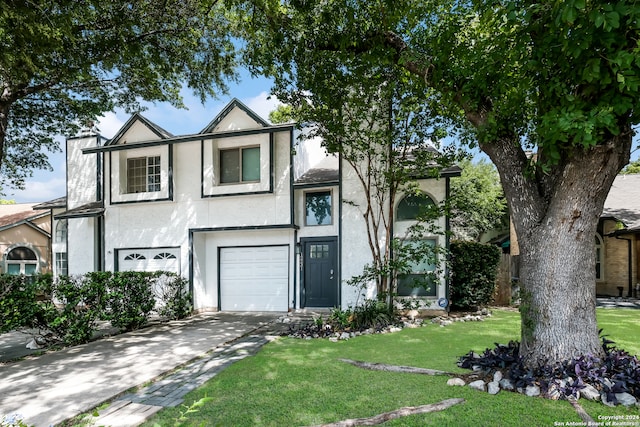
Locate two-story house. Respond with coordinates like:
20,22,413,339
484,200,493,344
57,99,459,312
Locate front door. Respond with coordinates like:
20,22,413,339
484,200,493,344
302,238,338,307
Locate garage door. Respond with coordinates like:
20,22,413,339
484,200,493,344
118,248,180,273
219,246,289,311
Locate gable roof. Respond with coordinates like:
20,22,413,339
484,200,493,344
0,204,50,235
105,113,173,146
602,174,640,233
200,98,270,133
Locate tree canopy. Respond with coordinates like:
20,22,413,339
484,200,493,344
233,0,640,366
449,158,507,242
0,0,236,189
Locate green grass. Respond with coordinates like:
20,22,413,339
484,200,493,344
142,309,640,427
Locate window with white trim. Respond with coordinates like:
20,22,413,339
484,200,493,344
55,219,67,243
127,156,161,193
220,146,260,183
124,253,146,261
55,252,68,276
6,247,38,275
595,234,603,281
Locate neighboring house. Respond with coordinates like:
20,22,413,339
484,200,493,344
598,173,640,298
509,173,640,298
0,203,52,275
58,99,459,312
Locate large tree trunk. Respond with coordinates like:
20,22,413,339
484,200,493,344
482,132,632,366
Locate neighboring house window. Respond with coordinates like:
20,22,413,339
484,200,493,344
220,147,260,183
397,193,436,221
55,252,68,276
595,234,603,281
306,191,332,225
55,219,67,243
124,253,146,260
397,239,437,297
6,247,38,275
127,156,161,193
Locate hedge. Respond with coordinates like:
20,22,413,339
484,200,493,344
449,240,501,310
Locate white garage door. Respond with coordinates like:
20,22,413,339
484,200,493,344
220,246,289,311
118,248,180,273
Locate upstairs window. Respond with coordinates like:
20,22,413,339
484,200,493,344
306,191,332,225
55,219,67,243
127,156,161,193
220,147,260,183
397,193,437,221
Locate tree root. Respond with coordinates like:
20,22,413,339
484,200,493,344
338,358,453,375
307,398,465,427
567,397,595,424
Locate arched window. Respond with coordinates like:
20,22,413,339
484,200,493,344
6,246,38,275
396,193,437,221
595,234,603,281
124,253,146,261
55,219,67,243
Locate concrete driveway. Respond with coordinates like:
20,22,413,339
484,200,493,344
0,312,282,427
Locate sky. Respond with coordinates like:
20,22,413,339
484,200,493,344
7,71,282,203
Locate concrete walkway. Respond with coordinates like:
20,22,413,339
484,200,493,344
0,312,290,427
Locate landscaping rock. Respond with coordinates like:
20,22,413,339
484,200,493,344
545,383,562,400
468,380,486,391
487,381,500,395
525,385,540,397
339,332,350,340
616,393,637,407
493,370,503,383
447,378,466,386
581,384,600,401
499,378,515,391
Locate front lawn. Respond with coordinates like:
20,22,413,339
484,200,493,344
143,309,640,426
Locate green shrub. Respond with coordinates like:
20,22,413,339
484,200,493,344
48,275,108,345
0,274,52,333
106,272,155,331
449,240,501,310
327,299,395,331
151,273,192,320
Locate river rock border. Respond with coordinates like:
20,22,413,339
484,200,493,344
447,368,639,407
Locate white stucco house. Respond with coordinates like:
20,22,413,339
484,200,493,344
55,99,460,312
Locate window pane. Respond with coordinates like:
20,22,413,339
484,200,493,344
306,192,332,225
127,157,147,193
7,264,20,275
24,264,37,275
56,252,68,276
397,239,437,297
55,220,67,243
242,147,260,181
220,149,240,183
147,156,161,192
7,247,37,260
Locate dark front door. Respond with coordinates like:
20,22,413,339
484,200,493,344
303,238,338,307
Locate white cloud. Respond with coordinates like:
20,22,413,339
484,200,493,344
243,92,281,122
96,112,127,139
7,176,66,203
